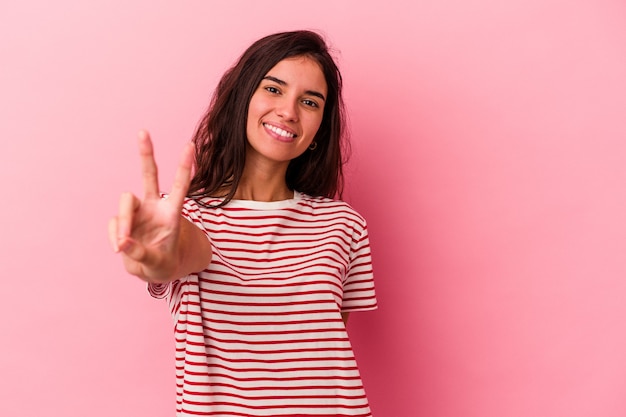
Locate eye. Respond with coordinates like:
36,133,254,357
302,99,319,108
264,86,280,94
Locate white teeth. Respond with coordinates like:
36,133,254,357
264,123,296,138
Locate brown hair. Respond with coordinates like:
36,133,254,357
187,30,349,206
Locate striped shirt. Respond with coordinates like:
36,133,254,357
149,191,377,416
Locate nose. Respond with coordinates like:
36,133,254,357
276,97,298,122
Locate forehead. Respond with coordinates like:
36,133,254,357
265,56,327,94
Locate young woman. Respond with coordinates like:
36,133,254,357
109,30,377,417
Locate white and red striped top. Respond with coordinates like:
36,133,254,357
149,191,377,416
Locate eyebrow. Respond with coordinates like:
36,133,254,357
262,75,326,101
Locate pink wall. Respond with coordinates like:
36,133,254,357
2,1,625,416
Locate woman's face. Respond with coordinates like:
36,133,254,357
246,56,327,166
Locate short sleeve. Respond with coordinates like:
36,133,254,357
147,282,171,299
147,197,210,300
341,221,377,313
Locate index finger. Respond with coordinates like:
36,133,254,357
138,130,160,199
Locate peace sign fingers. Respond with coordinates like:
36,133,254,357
138,130,161,200
166,140,195,214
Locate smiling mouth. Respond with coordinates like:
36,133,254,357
264,123,297,139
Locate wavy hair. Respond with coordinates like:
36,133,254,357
187,30,349,206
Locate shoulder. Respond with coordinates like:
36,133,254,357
295,192,368,229
160,193,222,208
181,196,225,212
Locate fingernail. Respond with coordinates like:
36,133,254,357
119,239,134,253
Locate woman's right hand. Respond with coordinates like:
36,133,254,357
108,130,209,283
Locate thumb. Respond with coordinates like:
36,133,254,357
118,237,147,262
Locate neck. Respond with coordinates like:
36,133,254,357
234,181,293,201
233,155,292,202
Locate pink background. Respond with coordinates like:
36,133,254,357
1,1,625,416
